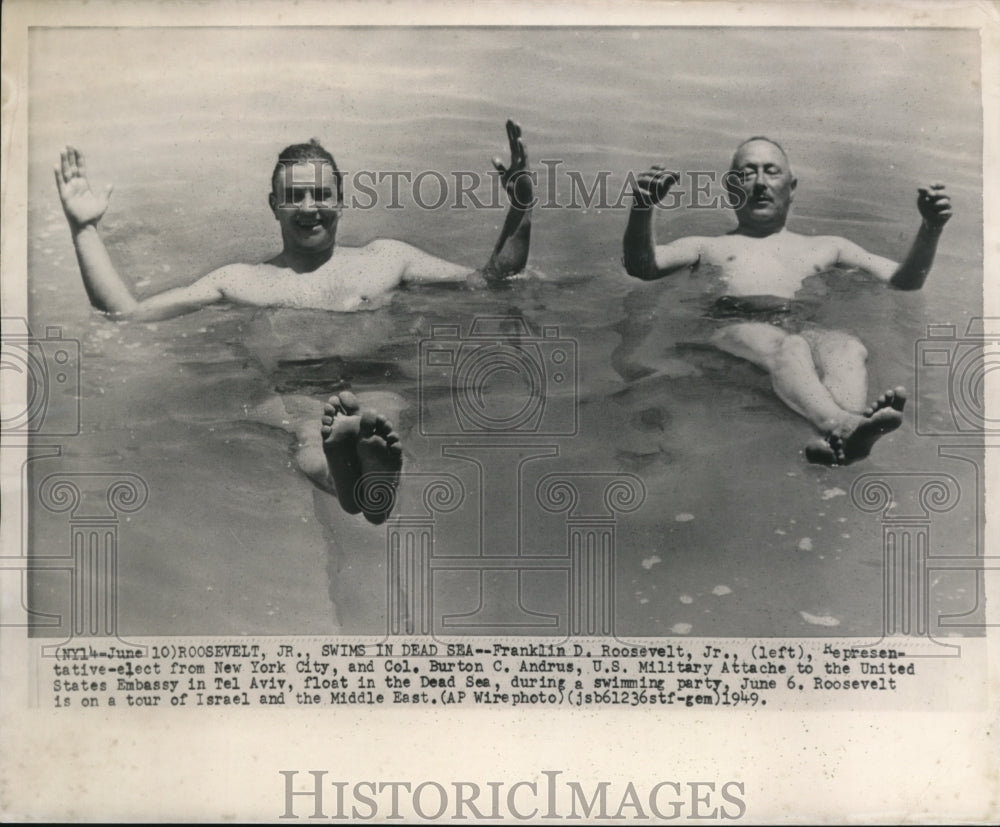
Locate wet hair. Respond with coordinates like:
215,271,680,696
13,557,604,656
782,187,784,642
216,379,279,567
729,136,790,172
271,139,344,203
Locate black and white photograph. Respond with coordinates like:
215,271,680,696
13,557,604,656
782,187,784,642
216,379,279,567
2,0,997,822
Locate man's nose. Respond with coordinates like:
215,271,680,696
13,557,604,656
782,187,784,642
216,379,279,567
299,191,317,210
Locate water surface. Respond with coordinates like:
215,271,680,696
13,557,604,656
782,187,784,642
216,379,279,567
26,27,984,637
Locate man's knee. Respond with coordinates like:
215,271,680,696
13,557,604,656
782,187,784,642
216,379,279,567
824,332,868,364
775,333,815,368
842,335,868,363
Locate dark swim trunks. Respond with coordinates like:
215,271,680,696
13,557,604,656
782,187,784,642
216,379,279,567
704,294,820,332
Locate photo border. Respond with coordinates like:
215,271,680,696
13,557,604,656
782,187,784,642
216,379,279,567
2,0,998,822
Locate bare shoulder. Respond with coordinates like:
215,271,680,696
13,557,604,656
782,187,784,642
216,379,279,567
689,235,726,252
788,232,837,252
201,262,259,287
362,238,403,250
691,234,737,261
808,233,868,260
809,233,851,247
365,237,470,283
362,238,418,258
657,234,709,254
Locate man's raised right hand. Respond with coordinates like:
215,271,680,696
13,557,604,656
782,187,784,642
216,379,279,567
55,146,114,229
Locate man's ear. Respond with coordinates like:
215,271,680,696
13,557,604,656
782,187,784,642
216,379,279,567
789,176,798,198
268,191,278,217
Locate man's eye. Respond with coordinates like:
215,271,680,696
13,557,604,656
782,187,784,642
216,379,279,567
292,188,306,201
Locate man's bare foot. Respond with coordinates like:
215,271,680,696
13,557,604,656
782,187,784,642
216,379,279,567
355,411,404,525
321,392,365,515
862,386,907,416
805,389,905,466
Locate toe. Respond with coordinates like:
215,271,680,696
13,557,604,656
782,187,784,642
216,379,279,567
358,410,377,437
805,439,838,465
829,436,846,465
339,391,361,414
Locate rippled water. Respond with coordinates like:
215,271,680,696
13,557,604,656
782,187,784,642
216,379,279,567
26,27,983,636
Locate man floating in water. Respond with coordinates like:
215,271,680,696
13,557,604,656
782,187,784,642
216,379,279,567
56,121,533,520
622,137,952,465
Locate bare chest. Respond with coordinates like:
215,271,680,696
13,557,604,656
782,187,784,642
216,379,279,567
703,236,838,298
223,254,401,312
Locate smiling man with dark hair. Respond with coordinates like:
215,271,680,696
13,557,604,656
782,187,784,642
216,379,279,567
56,121,533,521
622,137,952,465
